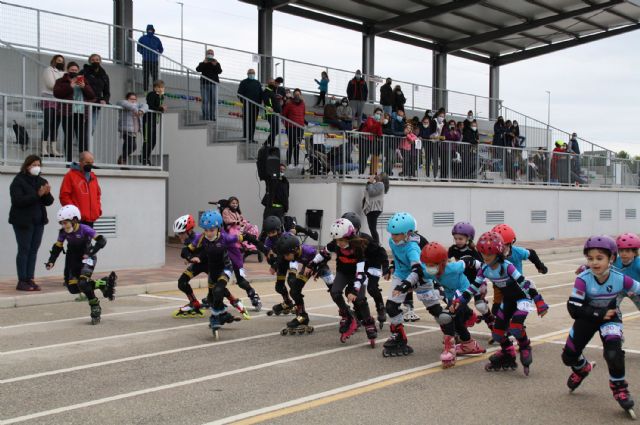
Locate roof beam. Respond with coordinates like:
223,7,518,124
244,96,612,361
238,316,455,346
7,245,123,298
371,0,482,35
581,0,640,24
378,31,492,64
445,0,624,52
493,23,640,66
525,0,609,31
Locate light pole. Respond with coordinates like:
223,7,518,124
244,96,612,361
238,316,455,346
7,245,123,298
177,2,184,67
546,90,551,148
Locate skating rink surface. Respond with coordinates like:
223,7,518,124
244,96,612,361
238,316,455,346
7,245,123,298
2,250,639,424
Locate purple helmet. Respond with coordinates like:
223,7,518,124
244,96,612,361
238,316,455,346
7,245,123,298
583,235,617,256
451,221,475,240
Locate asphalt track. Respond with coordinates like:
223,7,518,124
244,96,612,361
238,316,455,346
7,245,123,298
1,251,639,425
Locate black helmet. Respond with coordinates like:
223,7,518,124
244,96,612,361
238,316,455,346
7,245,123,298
263,216,282,233
341,212,361,231
275,233,300,256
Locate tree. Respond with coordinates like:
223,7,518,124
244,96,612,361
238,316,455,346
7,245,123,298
617,150,629,159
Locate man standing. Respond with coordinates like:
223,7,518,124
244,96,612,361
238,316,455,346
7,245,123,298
262,163,289,221
379,78,393,115
59,151,102,228
237,68,262,143
196,49,222,121
347,70,368,127
137,24,163,92
569,132,582,179
262,79,282,147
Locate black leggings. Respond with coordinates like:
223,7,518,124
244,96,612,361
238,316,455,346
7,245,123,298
42,107,61,141
366,274,385,310
330,270,369,317
122,132,137,159
61,113,86,162
286,126,303,166
233,267,256,298
289,275,308,313
64,254,97,300
366,211,381,244
454,304,473,341
208,273,229,311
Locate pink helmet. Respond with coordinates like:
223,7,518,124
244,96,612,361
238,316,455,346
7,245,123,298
616,233,640,250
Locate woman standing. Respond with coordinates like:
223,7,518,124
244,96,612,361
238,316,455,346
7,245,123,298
40,55,65,157
9,155,54,291
362,173,389,243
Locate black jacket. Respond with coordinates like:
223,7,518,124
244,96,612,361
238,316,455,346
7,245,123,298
81,64,110,103
144,91,164,126
237,78,263,104
392,90,406,112
379,83,393,106
196,60,222,83
262,87,282,114
346,78,368,101
262,176,289,212
462,126,479,145
9,173,54,227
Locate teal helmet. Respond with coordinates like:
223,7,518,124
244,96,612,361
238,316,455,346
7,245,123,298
199,210,223,230
387,212,416,234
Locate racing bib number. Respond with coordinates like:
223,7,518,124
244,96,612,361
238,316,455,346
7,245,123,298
516,299,535,312
416,289,440,302
600,323,623,337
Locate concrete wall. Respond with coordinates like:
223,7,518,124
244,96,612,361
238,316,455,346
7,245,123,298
0,166,167,279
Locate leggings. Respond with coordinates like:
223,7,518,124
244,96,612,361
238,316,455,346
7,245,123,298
64,255,97,301
366,211,381,244
492,297,529,350
207,273,230,311
233,267,256,299
366,274,385,311
330,270,370,318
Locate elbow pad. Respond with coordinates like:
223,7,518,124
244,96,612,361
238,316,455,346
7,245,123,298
394,280,412,294
88,235,107,256
411,263,424,279
181,246,193,260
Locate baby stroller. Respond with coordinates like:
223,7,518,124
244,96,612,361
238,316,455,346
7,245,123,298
210,198,263,262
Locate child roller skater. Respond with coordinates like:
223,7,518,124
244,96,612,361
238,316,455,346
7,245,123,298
323,218,377,346
401,230,428,323
274,234,333,335
174,214,249,319
421,242,486,361
614,233,640,311
562,235,640,419
454,231,546,375
448,221,494,333
45,205,117,325
341,212,389,329
261,216,297,316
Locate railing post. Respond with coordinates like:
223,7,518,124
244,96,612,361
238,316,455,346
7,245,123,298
474,96,477,118
21,57,26,108
87,106,93,153
186,68,190,120
108,26,112,61
2,95,7,165
159,113,164,170
36,10,41,53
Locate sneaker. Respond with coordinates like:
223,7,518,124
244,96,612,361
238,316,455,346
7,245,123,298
16,281,36,291
28,279,41,291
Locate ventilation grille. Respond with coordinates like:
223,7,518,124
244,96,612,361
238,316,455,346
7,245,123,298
93,216,117,237
626,209,637,220
599,209,612,221
485,210,504,225
568,209,582,222
433,212,454,227
531,210,547,224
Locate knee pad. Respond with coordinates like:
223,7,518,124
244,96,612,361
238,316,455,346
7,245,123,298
561,348,580,367
77,277,91,292
66,279,80,294
435,311,453,326
178,274,192,294
475,300,489,315
604,348,625,370
385,300,402,319
508,322,526,340
212,286,226,301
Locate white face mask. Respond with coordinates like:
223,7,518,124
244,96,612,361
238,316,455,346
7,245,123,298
467,115,473,120
383,119,389,125
62,222,74,233
425,265,439,275
437,116,444,124
471,126,477,131
29,166,41,176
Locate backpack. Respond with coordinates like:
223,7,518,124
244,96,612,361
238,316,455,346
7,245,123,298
12,121,29,150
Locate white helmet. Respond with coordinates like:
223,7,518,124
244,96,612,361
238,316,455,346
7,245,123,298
173,214,195,233
57,205,81,222
330,218,355,240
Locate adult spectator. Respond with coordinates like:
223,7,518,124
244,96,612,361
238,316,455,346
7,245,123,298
143,80,166,166
282,88,305,167
442,119,461,179
274,77,286,107
346,70,368,127
418,116,432,177
81,53,110,135
392,85,406,113
551,140,568,183
465,110,474,123
262,79,282,147
137,24,164,92
569,132,582,180
379,78,393,115
513,120,525,146
427,110,446,179
60,151,102,228
359,107,384,175
54,62,96,163
237,69,262,143
262,163,289,221
196,49,222,121
461,119,479,179
9,155,54,291
462,119,479,144
382,109,406,176
569,132,580,155
117,92,148,165
492,116,507,171
362,173,389,244
40,54,65,158
336,97,353,130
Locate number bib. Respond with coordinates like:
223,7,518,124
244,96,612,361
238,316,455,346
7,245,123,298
600,323,623,337
82,258,94,267
416,289,440,303
516,299,535,312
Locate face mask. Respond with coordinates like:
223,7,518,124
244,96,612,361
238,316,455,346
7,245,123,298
63,223,74,233
355,74,361,80
471,126,477,131
83,164,93,173
248,74,255,80
206,55,214,60
383,119,389,125
374,113,381,120
68,72,78,78
91,62,100,69
29,166,41,176
427,112,433,117
449,125,454,130
422,121,429,126
392,238,406,246
396,115,404,122
147,31,154,35
341,102,347,106
514,124,518,127
426,265,439,275
55,63,64,71
437,116,444,124
467,115,473,120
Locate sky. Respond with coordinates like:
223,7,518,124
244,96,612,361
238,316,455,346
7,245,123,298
8,0,640,155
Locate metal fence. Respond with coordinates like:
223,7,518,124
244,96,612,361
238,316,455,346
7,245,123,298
280,130,639,189
1,92,163,170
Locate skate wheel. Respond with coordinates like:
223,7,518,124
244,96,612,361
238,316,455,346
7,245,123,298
233,317,242,322
369,339,376,348
281,329,288,336
382,350,390,358
213,329,220,340
307,327,314,334
91,318,100,325
523,366,529,376
628,409,637,420
485,364,493,372
267,311,274,316
340,336,347,343
297,329,305,335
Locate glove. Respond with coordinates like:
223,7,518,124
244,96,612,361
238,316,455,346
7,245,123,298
534,294,549,316
537,265,548,274
394,280,412,294
354,272,367,292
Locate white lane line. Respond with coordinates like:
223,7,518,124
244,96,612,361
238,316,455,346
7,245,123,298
202,324,588,425
0,302,338,356
0,328,439,425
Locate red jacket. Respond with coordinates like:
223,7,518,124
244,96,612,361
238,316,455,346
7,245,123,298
59,168,102,223
282,99,306,127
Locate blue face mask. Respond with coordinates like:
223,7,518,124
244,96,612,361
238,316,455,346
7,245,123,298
248,74,256,80
396,115,404,122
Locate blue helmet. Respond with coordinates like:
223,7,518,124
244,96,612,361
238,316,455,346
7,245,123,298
387,212,416,234
199,210,223,230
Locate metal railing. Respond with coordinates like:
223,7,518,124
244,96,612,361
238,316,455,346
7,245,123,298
1,92,164,170
280,130,639,189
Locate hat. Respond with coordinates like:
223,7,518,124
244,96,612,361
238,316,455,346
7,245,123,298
555,140,563,147
275,77,284,83
146,24,155,32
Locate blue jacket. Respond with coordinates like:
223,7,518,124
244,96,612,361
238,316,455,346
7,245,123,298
315,78,329,92
137,33,164,62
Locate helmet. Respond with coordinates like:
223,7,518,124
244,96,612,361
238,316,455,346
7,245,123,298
616,233,640,250
420,242,448,266
492,224,516,245
56,205,81,222
263,216,282,233
341,212,361,231
584,235,617,255
275,233,300,256
476,231,505,255
330,218,355,240
199,210,223,230
173,214,195,233
387,212,416,234
451,221,475,240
